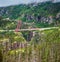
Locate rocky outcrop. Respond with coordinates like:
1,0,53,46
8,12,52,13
56,13,60,20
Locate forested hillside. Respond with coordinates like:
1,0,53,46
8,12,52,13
0,1,60,28
0,28,60,62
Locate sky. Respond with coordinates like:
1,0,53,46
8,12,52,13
0,0,60,7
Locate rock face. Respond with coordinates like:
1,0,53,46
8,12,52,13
56,13,60,20
48,16,53,24
38,16,53,24
23,13,54,24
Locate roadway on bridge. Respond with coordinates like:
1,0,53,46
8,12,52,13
0,27,59,32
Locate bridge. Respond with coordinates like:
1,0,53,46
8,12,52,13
0,27,59,32
0,20,59,32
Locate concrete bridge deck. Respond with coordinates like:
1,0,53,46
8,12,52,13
0,27,59,32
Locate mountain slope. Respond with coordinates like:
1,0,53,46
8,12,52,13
0,2,60,19
0,2,60,29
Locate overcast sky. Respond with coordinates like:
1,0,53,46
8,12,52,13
0,0,60,7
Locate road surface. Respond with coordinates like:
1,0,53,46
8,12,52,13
0,27,59,32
